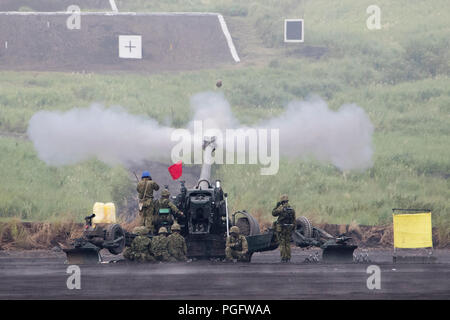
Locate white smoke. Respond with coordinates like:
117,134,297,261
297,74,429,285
27,92,374,171
264,96,374,171
27,104,173,166
189,91,237,131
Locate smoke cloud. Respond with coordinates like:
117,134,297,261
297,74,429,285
264,96,374,171
27,104,173,166
27,92,374,171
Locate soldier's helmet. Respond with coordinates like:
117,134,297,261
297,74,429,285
158,227,168,234
133,226,149,236
172,223,181,231
280,194,289,202
161,189,170,198
141,171,150,178
230,226,240,234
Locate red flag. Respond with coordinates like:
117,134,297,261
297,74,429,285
168,161,183,180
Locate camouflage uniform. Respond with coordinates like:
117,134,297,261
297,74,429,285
272,195,296,262
151,227,170,262
137,177,159,233
225,226,249,262
167,224,188,262
123,227,156,262
154,189,183,233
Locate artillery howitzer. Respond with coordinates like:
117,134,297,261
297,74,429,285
291,216,357,262
63,213,127,264
171,137,261,258
171,137,356,262
64,136,356,263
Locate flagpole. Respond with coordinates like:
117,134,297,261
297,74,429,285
225,193,230,237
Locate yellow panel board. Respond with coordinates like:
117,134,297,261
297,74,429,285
393,213,433,248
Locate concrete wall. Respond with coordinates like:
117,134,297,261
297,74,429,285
0,13,237,72
0,0,108,11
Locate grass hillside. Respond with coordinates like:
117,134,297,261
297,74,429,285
0,0,448,243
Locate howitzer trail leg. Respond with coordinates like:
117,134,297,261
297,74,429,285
64,247,102,264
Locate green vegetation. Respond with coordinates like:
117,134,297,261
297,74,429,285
0,136,132,221
0,0,448,244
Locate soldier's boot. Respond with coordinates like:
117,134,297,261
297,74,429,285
284,251,291,263
237,253,250,263
132,253,143,262
176,255,188,262
225,247,234,262
144,254,157,263
123,248,134,261
167,256,178,263
279,242,286,262
161,253,171,262
280,241,289,262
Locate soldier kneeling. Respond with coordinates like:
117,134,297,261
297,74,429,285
123,226,156,262
167,223,188,262
151,227,171,262
225,226,250,262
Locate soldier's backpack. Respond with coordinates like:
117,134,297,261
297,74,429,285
157,207,174,229
159,208,171,216
281,206,295,225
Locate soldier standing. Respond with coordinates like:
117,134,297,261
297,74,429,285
151,227,170,262
123,226,155,262
225,226,250,262
272,194,296,263
154,189,184,233
167,223,188,262
137,171,159,233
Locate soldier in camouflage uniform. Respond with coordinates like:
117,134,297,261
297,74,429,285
137,171,159,233
225,226,250,262
151,227,170,262
123,226,156,262
272,194,296,262
167,223,188,262
153,189,184,233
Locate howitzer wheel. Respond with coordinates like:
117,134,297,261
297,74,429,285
296,216,312,238
105,224,125,255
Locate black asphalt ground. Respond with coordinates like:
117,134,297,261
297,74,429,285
0,248,448,299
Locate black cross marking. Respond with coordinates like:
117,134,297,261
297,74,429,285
125,40,136,53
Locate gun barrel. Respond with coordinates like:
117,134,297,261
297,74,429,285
197,137,216,189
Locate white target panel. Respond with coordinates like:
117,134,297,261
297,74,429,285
119,35,142,59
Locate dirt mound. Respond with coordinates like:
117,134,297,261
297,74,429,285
1,220,446,250
0,221,83,250
0,13,236,72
